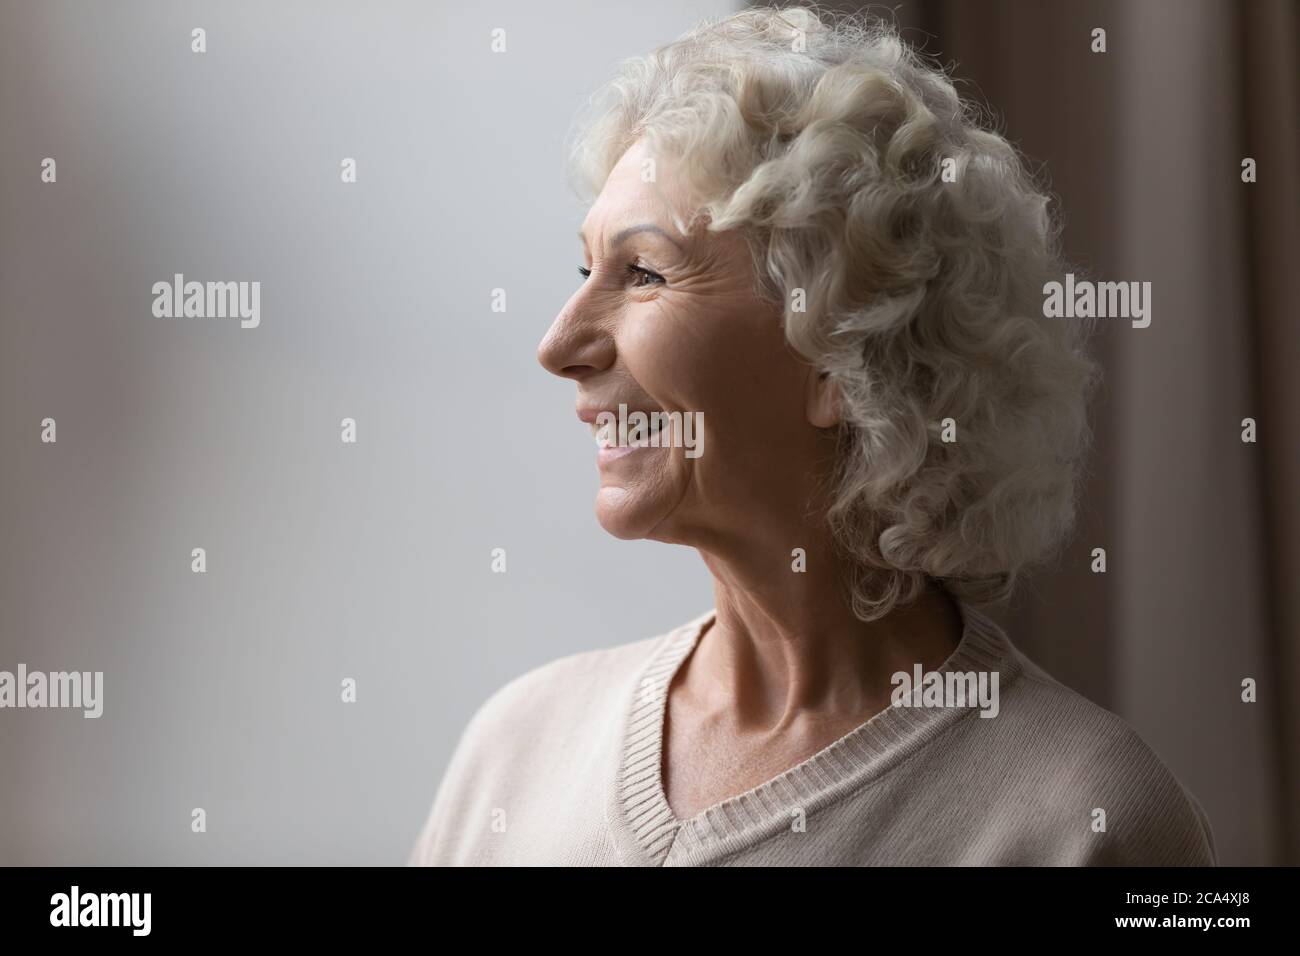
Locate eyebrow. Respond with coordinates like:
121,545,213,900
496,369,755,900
578,223,686,252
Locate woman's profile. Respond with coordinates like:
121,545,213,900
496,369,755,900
410,6,1215,867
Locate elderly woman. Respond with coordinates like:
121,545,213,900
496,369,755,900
411,7,1214,866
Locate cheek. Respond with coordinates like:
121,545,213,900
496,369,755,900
622,295,796,409
617,305,710,407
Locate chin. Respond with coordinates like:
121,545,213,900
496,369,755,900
594,486,669,541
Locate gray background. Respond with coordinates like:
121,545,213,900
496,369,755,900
0,0,730,865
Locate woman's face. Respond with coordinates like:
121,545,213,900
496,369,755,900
538,138,838,552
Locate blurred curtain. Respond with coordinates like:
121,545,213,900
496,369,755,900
802,0,1299,864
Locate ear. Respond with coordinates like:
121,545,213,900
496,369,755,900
805,368,841,429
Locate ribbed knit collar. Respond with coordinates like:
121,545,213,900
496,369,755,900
605,601,1021,866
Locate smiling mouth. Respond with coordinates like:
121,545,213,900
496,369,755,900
591,413,667,448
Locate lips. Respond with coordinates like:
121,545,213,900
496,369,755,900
576,405,668,448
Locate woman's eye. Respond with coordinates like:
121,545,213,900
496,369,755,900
628,264,665,287
576,264,664,287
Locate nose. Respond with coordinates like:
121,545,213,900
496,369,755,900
537,290,616,380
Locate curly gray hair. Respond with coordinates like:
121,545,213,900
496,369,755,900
568,5,1100,621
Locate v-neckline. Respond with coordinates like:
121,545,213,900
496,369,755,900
605,601,1018,866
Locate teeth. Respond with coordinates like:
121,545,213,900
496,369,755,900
587,410,670,447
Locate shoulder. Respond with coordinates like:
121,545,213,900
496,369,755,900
459,627,669,745
408,617,697,864
977,646,1216,865
430,612,700,796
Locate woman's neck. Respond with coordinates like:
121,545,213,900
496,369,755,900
688,542,964,731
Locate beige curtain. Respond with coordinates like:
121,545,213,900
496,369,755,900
805,0,1299,865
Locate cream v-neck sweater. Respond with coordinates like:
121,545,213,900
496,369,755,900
409,604,1216,866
